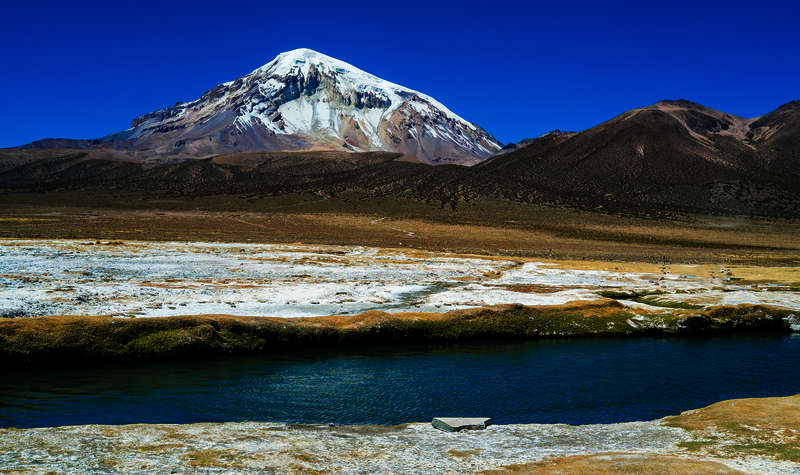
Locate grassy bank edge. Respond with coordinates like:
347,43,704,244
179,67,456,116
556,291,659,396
664,393,800,462
1,300,796,367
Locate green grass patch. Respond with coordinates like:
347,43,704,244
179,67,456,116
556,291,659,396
677,440,716,451
728,443,800,462
0,303,794,367
635,295,704,310
598,289,641,299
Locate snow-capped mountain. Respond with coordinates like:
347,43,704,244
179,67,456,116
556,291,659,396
103,48,501,165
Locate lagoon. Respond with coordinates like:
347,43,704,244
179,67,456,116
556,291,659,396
2,335,798,429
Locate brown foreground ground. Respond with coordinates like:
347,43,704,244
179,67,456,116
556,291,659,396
0,394,797,473
2,194,800,265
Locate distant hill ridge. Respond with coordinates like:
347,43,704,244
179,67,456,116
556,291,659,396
7,94,800,217
478,98,800,212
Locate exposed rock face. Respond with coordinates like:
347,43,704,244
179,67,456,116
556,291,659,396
27,49,501,165
432,417,493,432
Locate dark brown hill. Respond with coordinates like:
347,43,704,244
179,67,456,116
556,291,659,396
746,100,800,178
474,100,800,215
0,149,474,208
2,100,799,218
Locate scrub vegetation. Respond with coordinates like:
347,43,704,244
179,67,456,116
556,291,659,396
2,197,800,265
0,301,795,367
666,394,800,462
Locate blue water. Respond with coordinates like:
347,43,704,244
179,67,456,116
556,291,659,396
1,335,799,428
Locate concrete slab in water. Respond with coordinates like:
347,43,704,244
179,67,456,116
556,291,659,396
432,417,492,432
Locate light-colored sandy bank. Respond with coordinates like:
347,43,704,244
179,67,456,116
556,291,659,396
1,395,798,474
2,239,798,320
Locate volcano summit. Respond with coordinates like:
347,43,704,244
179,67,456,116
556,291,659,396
28,49,501,165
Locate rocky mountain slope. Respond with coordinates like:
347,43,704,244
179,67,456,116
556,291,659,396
475,99,800,215
493,130,577,156
4,100,799,217
23,49,501,165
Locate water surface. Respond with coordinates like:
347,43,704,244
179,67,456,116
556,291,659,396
2,335,798,428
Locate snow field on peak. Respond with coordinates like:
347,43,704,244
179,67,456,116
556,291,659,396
248,48,483,133
116,47,501,162
275,91,385,148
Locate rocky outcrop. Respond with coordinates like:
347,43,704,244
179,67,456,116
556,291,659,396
432,417,493,432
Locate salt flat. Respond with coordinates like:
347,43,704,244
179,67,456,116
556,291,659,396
1,418,796,474
1,239,798,319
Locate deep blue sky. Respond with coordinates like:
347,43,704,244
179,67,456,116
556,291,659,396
1,1,797,147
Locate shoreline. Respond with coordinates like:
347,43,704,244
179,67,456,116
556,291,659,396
1,301,796,367
1,394,798,473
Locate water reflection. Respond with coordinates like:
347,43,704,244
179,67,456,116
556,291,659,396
1,335,798,428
